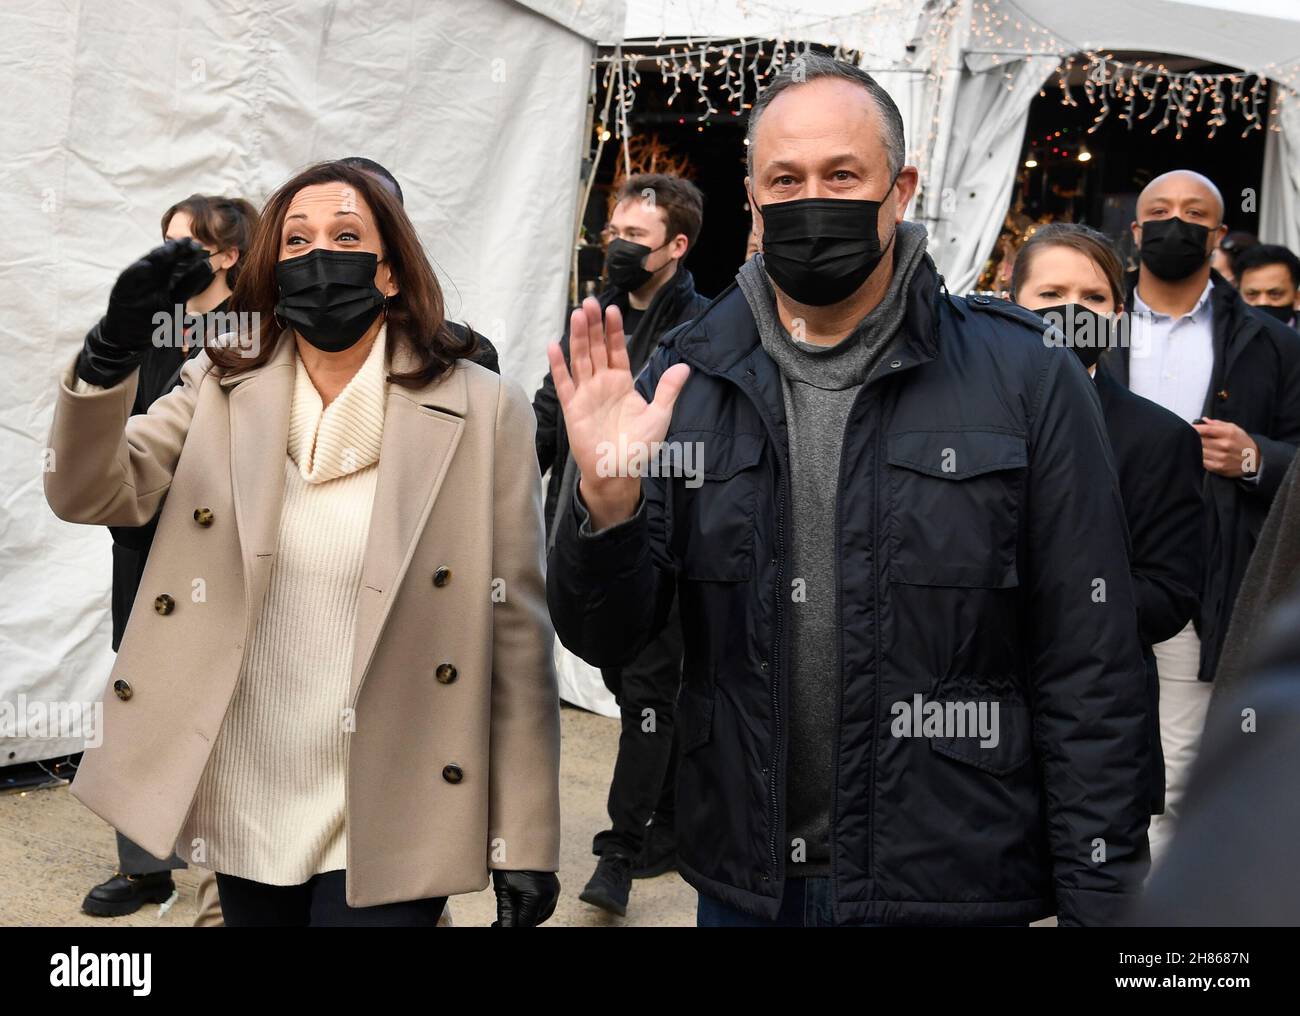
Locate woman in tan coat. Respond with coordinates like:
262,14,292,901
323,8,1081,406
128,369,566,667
45,161,561,927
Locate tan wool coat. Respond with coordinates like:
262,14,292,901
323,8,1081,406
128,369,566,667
44,336,561,907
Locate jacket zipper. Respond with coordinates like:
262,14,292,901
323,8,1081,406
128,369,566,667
769,471,786,883
827,386,884,914
724,365,788,889
868,405,884,880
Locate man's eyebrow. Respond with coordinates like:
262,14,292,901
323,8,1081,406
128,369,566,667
765,154,868,173
764,158,805,174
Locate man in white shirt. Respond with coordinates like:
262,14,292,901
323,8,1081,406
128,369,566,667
1109,170,1300,868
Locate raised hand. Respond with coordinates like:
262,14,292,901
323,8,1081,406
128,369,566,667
105,238,210,345
547,297,690,529
76,238,213,387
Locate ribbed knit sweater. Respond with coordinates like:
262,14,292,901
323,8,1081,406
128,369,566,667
179,328,388,884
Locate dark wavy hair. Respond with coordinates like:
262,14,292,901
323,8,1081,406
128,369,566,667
209,160,476,386
160,194,259,289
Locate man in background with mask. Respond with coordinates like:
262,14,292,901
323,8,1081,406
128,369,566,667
1102,169,1300,867
533,172,709,917
547,54,1150,926
1235,243,1300,330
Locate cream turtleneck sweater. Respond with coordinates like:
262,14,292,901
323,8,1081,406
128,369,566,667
180,327,388,884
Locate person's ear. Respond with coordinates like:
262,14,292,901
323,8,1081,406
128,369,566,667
215,247,239,273
892,166,920,222
378,257,399,298
746,179,762,243
1212,223,1228,250
1130,220,1142,248
670,233,689,260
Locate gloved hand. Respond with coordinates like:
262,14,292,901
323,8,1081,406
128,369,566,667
491,870,560,927
76,238,212,386
168,243,215,306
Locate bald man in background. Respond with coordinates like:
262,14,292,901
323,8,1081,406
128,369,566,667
1101,170,1300,867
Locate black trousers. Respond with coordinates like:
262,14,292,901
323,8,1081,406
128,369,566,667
593,602,683,859
116,832,184,876
215,870,446,927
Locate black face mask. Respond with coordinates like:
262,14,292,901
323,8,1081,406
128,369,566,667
1253,303,1296,325
759,175,899,306
274,248,387,352
1035,303,1117,371
605,237,669,293
1139,216,1212,281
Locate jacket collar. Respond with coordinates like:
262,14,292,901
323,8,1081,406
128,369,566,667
220,326,470,700
219,326,469,415
676,253,944,376
1111,267,1263,391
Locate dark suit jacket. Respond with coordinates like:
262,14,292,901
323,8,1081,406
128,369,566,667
1102,271,1300,680
1095,364,1203,813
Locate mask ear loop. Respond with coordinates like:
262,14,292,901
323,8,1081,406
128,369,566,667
878,166,906,256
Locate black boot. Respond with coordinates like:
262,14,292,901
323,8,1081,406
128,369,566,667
631,820,678,879
82,871,176,917
579,853,632,916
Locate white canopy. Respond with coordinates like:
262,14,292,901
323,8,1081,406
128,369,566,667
927,0,1300,290
0,0,625,761
623,0,1300,290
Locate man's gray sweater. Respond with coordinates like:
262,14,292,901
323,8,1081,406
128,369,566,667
735,220,930,876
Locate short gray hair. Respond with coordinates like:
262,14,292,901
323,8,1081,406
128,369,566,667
746,52,905,180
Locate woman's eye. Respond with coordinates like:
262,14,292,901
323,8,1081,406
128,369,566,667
285,235,305,246
337,231,360,242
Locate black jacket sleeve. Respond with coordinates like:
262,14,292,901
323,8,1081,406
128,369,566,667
532,328,574,474
532,360,560,474
1129,420,1203,647
545,350,677,668
1024,352,1152,926
1245,321,1300,502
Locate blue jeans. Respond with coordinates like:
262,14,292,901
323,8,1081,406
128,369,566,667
698,877,846,927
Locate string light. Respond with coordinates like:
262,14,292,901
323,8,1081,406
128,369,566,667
592,0,1296,147
588,0,1298,231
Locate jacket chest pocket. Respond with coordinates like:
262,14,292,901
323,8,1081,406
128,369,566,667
885,429,1027,588
668,430,765,582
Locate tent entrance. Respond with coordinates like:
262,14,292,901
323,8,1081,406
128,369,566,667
980,52,1269,292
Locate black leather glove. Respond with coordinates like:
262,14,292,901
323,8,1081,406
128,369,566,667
76,238,211,386
169,245,215,306
491,870,560,927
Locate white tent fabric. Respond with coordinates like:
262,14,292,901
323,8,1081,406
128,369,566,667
926,0,1300,289
1261,86,1300,252
925,53,1061,294
0,0,622,762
